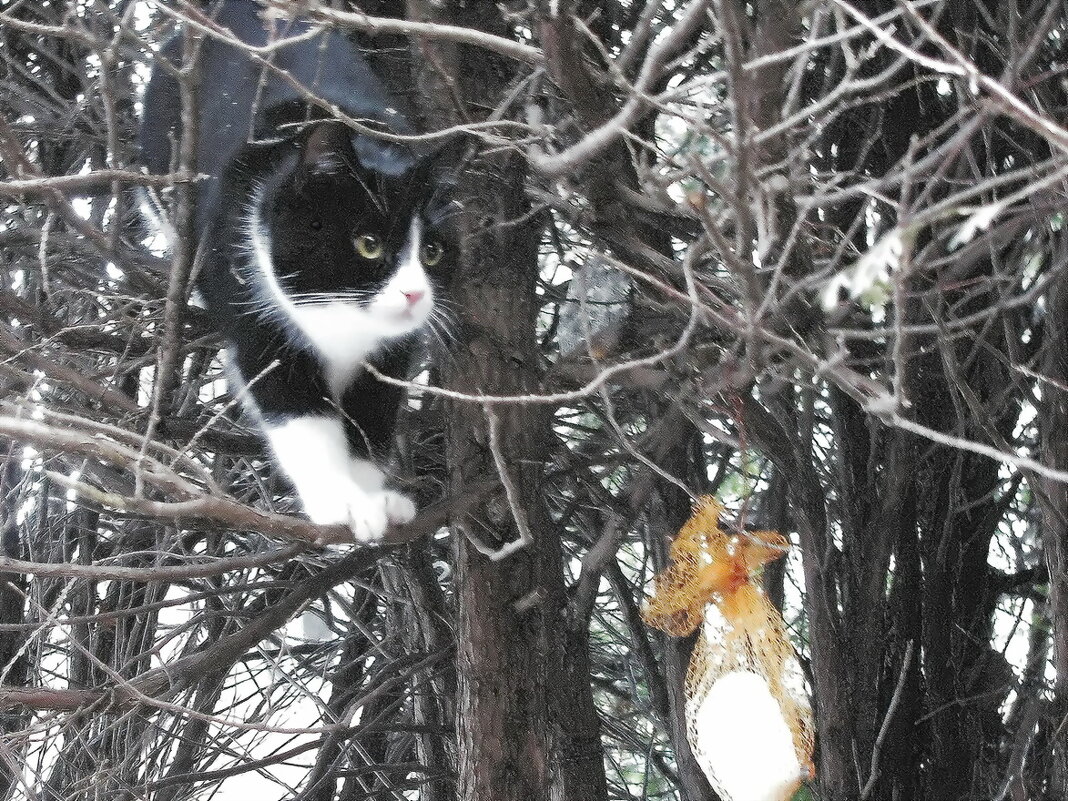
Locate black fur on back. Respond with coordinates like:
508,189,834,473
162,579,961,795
140,0,419,235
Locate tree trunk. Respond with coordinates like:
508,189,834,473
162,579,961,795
446,146,552,799
0,442,26,799
1040,253,1068,798
404,2,611,798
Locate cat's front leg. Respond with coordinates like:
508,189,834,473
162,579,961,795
379,487,417,526
265,415,396,543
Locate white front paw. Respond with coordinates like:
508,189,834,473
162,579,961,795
343,495,391,543
382,490,417,525
300,482,390,543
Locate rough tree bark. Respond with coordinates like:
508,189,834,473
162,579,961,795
405,2,609,799
0,442,26,800
1040,252,1068,798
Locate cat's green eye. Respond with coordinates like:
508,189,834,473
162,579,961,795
355,233,383,260
421,239,445,266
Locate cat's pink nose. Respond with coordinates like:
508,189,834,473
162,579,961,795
402,290,425,306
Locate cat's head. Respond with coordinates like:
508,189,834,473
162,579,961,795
242,121,457,342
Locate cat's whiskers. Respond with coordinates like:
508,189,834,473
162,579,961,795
431,296,458,329
425,321,449,353
429,201,466,226
423,301,458,352
289,291,372,308
232,293,292,325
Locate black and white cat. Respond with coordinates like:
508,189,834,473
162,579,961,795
140,1,453,541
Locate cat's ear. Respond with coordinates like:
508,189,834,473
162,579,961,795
426,133,471,172
424,134,473,199
351,135,416,177
421,135,470,221
296,121,354,177
296,119,417,178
